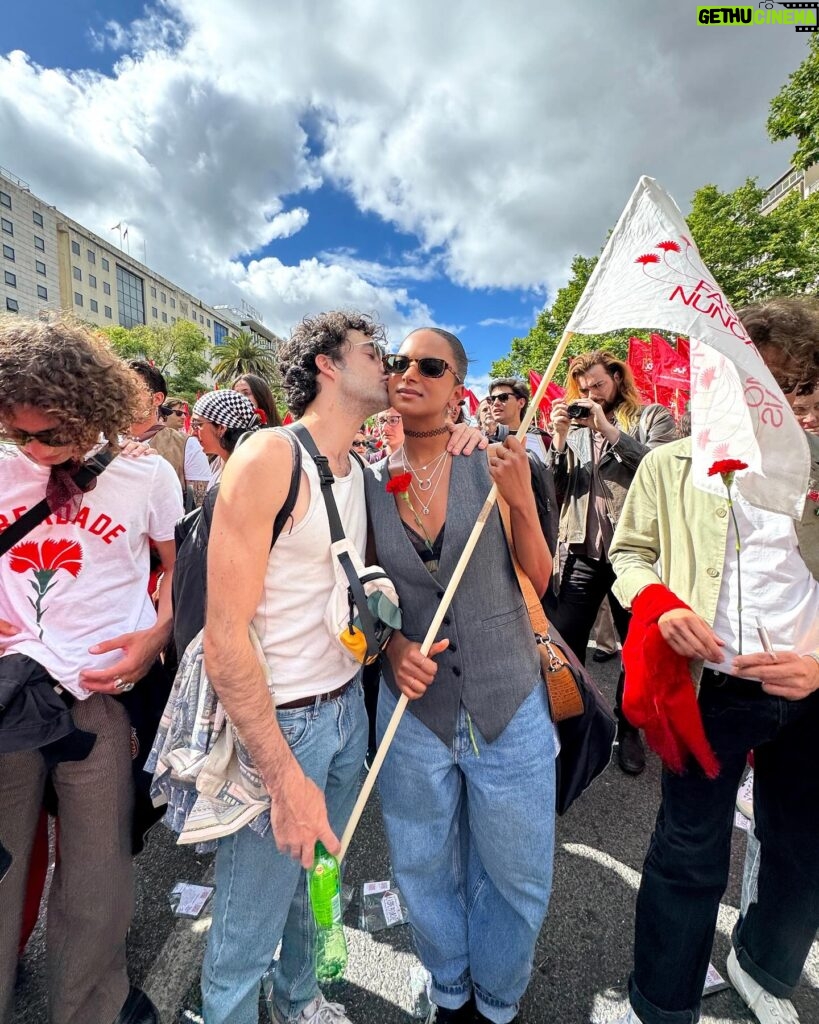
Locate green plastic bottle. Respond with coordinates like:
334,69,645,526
308,842,348,981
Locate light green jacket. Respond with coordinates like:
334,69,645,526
609,435,819,685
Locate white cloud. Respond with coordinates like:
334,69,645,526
0,1,809,331
478,317,531,329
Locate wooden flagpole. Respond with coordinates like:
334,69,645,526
338,331,575,863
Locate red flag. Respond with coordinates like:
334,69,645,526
462,388,480,417
528,370,565,422
282,412,293,425
650,334,689,390
676,336,690,361
627,338,656,404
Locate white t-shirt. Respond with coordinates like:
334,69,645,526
706,488,819,672
183,436,211,483
0,446,183,697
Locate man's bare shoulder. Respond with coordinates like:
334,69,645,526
222,429,295,484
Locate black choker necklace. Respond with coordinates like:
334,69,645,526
403,425,449,439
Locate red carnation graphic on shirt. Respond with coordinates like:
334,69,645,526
9,539,83,639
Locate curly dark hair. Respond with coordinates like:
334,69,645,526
0,315,145,452
279,311,386,418
739,297,819,385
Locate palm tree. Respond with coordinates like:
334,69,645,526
211,330,279,385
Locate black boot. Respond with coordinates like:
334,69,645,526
617,723,646,775
113,987,159,1024
425,995,476,1023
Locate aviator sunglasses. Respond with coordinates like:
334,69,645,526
383,354,462,383
0,424,75,448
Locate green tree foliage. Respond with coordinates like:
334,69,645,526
767,34,819,171
687,179,819,308
210,330,280,386
99,321,211,400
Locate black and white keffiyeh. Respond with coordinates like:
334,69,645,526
193,390,258,430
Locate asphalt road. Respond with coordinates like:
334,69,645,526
11,655,819,1023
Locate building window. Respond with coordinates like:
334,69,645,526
199,314,204,324
74,292,83,307
37,285,47,300
0,192,10,209
89,275,97,289
87,250,95,264
161,311,168,323
151,306,158,319
6,297,18,312
150,286,157,298
214,322,228,346
104,305,112,319
4,271,16,287
32,210,43,227
170,297,176,309
34,235,45,251
35,260,46,275
103,281,111,295
116,264,145,328
206,318,211,328
1,219,12,236
160,291,166,303
101,257,109,271
71,240,80,255
171,316,176,324
2,245,13,261
73,266,82,281
90,298,98,313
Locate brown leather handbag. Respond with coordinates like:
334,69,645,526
497,498,584,722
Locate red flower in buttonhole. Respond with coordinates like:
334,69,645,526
635,253,661,265
386,472,412,495
707,459,748,480
254,407,268,426
656,240,681,253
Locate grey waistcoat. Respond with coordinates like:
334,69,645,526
365,455,540,746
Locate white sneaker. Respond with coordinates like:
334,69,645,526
736,767,754,819
272,994,353,1024
609,1007,643,1024
727,948,800,1024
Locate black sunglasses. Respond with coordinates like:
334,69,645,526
0,424,75,447
489,392,520,404
383,354,462,383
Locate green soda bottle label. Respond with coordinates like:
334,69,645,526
310,850,342,928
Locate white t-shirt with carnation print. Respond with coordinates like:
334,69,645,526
0,446,183,698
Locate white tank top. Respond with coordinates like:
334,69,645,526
252,441,367,702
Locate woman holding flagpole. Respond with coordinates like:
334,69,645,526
365,327,557,1024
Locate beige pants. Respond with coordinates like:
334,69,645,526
0,695,134,1024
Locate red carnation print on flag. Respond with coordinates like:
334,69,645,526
10,538,83,639
656,240,681,253
635,253,660,266
708,458,748,652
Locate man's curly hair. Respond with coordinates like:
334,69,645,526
0,315,146,452
279,311,386,418
739,297,819,386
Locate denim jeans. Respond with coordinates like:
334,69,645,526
201,678,367,1024
629,670,819,1024
377,680,558,1024
549,552,630,719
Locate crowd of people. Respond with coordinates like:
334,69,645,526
0,297,818,1024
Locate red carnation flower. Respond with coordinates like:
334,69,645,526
808,489,819,504
386,472,413,495
8,540,44,574
635,253,661,265
254,407,268,426
707,459,748,478
656,240,681,253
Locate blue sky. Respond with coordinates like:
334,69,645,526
0,2,809,393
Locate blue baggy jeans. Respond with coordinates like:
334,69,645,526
201,678,367,1024
377,680,558,1024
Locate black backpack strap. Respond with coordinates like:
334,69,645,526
271,427,302,546
0,447,117,558
290,422,380,660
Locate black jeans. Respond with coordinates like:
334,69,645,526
550,551,631,721
629,670,819,1024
